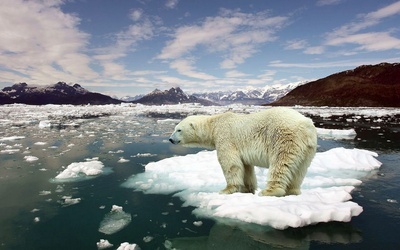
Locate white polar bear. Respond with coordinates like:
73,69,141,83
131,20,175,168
169,107,317,197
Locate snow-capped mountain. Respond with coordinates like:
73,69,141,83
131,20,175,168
193,82,306,105
0,82,121,105
133,87,217,106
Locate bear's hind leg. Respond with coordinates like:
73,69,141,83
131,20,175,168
285,145,316,195
243,164,257,194
260,162,291,197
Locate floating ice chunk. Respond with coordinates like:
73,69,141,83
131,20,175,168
143,236,154,243
34,141,47,146
0,148,20,154
157,118,180,124
133,153,156,158
116,242,140,250
97,239,113,249
54,159,106,181
123,147,381,229
39,190,51,196
108,150,124,154
316,127,357,140
38,120,52,128
193,221,203,227
0,136,25,141
24,155,39,162
98,205,132,235
118,157,130,163
60,196,81,206
34,217,40,223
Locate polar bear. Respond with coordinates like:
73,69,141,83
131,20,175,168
169,107,317,197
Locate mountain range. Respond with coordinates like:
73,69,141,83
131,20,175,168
1,62,399,106
122,82,303,105
271,62,400,107
132,87,216,106
0,82,121,105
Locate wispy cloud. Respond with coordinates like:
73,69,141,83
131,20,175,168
129,8,143,22
0,0,97,84
285,39,308,50
170,59,216,80
165,0,179,9
93,16,156,79
269,57,400,68
158,9,289,71
325,1,400,52
316,0,343,6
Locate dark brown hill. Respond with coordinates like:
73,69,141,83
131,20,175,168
270,62,400,107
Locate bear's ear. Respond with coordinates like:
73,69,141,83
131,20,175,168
190,122,195,130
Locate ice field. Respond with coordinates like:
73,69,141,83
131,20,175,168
0,103,400,249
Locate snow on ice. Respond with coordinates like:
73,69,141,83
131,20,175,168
123,147,382,229
316,127,357,140
53,159,108,182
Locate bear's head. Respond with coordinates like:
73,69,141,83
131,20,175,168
169,115,211,148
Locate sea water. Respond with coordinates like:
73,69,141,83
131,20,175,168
0,104,399,249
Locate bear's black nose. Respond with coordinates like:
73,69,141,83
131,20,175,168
169,138,174,144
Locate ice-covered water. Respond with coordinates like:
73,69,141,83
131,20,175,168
0,104,399,249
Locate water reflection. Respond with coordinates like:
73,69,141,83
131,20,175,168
169,222,361,249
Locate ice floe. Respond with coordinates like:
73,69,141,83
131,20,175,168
316,127,357,140
0,136,25,141
24,155,39,162
116,242,141,250
98,205,132,235
97,239,113,249
53,159,111,182
123,147,382,229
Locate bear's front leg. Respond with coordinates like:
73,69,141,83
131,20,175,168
217,152,246,194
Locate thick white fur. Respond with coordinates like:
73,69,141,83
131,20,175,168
169,107,317,197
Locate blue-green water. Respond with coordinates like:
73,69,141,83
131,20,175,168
0,106,399,249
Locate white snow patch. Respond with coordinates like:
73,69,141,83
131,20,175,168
122,147,381,229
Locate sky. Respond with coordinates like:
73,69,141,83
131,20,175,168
1,0,400,97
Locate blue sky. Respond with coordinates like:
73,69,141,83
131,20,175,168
1,0,400,97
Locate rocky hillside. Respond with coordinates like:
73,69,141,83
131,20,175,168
133,87,217,106
0,82,121,105
270,63,400,107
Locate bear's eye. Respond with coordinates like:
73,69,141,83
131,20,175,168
177,129,182,132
